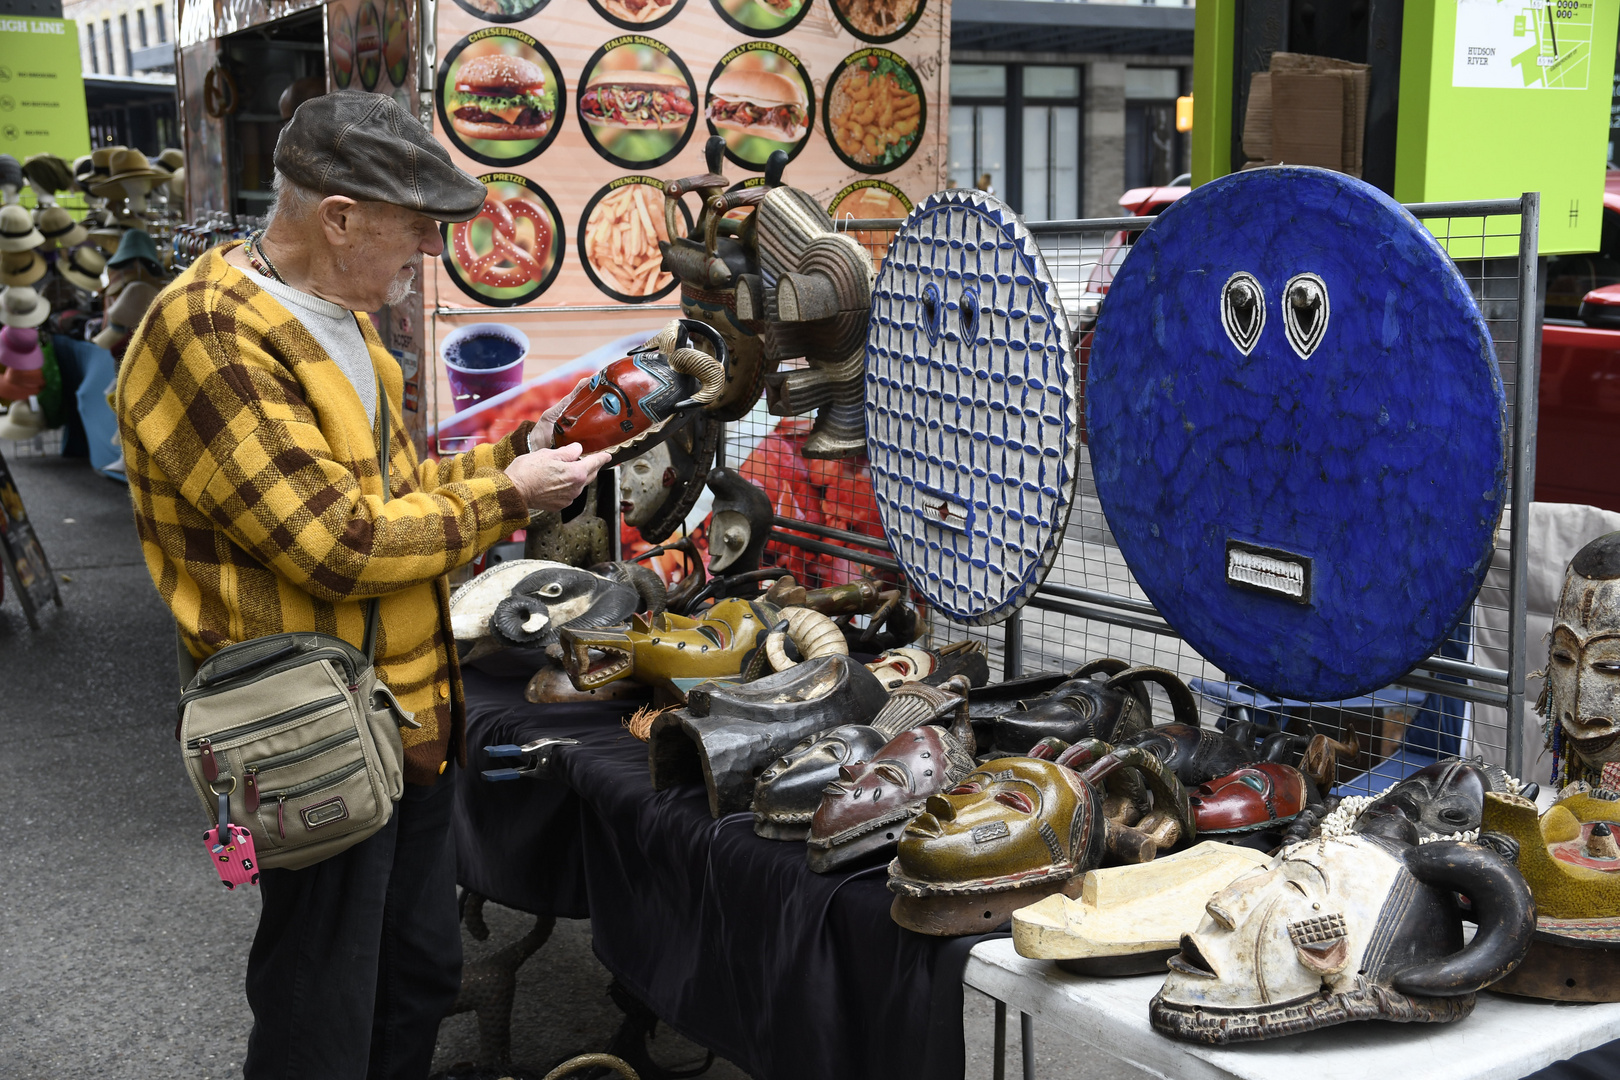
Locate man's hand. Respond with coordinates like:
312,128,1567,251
506,443,613,512
527,378,590,453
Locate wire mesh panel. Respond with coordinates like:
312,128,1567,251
720,195,1538,794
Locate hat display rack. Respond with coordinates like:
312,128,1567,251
0,147,180,442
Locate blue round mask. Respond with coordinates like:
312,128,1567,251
1087,167,1507,701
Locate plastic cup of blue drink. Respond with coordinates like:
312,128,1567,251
441,323,530,412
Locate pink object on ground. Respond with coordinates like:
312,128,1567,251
0,324,42,371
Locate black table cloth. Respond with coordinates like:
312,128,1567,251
453,669,1002,1080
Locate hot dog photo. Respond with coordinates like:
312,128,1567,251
442,173,565,305
436,29,563,165
577,36,698,169
706,43,813,169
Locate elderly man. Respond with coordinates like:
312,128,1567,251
116,92,608,1078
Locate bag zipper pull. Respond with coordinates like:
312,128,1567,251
244,769,259,813
199,738,219,783
276,796,286,839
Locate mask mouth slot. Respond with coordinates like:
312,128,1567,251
1226,540,1312,604
911,483,971,535
1170,933,1217,978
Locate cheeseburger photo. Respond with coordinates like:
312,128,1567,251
579,70,695,130
707,69,808,143
451,54,556,141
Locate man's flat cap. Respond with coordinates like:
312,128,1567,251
274,91,486,222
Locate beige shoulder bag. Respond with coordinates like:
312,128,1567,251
175,382,418,871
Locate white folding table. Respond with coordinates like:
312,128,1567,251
964,938,1620,1080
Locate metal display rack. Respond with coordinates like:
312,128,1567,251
719,193,1541,790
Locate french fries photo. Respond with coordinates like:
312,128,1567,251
584,182,674,297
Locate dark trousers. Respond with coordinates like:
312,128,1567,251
243,767,462,1080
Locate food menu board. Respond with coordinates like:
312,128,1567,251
328,0,417,112
414,0,948,424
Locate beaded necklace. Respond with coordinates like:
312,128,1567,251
243,231,286,284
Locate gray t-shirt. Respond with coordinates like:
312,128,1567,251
244,265,377,425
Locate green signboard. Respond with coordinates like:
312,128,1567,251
1397,0,1620,255
1191,0,1619,256
0,17,90,162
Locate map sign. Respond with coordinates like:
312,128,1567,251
1454,0,1597,89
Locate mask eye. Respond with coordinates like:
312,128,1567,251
920,283,941,345
1282,273,1329,358
539,582,563,598
1594,661,1620,674
950,781,984,796
994,790,1034,814
1221,272,1265,354
1240,774,1266,793
960,286,981,342
1553,649,1577,665
600,392,622,415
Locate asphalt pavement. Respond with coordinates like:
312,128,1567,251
0,450,1100,1080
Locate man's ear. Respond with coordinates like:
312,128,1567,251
315,195,360,246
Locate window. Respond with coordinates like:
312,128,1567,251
1124,67,1183,189
1022,66,1080,220
86,23,99,73
949,63,1081,219
137,10,148,48
119,14,132,75
154,4,166,42
103,19,114,74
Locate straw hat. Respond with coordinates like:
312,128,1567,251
0,324,43,371
34,205,87,250
86,226,123,255
0,250,45,288
89,146,122,181
0,205,43,252
58,245,107,292
71,155,94,191
92,280,158,349
0,286,50,328
0,399,46,440
157,148,185,172
92,149,166,198
22,154,74,196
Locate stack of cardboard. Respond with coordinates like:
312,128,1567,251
1241,52,1370,177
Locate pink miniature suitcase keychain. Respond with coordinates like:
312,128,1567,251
204,778,259,889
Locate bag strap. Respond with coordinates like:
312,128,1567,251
360,377,390,665
175,376,394,688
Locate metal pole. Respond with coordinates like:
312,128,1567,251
993,1000,1006,1080
1004,610,1024,679
1506,191,1541,781
1020,1012,1036,1080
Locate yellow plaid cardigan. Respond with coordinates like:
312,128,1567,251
116,246,533,784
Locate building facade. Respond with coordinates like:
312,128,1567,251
66,0,173,76
948,0,1193,220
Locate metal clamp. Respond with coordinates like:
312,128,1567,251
481,737,580,782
